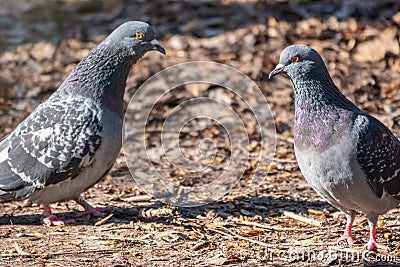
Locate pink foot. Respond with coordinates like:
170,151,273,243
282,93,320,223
365,239,389,251
330,211,358,246
74,196,115,217
41,204,75,226
365,223,389,251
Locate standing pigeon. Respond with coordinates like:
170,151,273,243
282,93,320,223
269,44,400,251
0,21,165,225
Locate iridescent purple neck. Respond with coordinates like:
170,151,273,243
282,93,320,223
292,74,360,151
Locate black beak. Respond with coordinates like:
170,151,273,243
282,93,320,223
269,63,285,79
151,39,166,55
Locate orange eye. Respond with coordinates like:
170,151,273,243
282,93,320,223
292,56,300,62
135,33,143,39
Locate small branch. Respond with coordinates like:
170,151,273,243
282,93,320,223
0,248,117,258
280,210,323,227
12,242,30,256
122,195,152,202
277,242,336,247
265,156,298,164
94,226,136,232
95,213,113,226
206,226,275,248
206,226,328,248
231,218,321,231
190,241,210,250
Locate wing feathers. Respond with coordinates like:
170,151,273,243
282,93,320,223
355,114,400,199
0,95,103,199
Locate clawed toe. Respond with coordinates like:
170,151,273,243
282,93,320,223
365,240,389,251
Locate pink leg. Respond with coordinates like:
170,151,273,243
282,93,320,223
330,211,359,244
365,221,389,251
41,204,75,226
74,196,115,217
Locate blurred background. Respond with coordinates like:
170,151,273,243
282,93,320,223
1,0,399,136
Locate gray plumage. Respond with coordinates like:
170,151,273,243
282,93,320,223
0,21,165,224
270,45,400,250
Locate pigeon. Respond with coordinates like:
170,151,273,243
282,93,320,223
0,21,166,225
269,44,400,251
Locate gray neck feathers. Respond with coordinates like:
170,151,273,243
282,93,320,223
291,69,360,151
60,43,137,115
292,69,355,112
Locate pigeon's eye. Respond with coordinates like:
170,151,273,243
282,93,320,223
134,33,143,39
292,56,300,63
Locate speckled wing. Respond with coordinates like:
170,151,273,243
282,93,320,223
355,114,400,199
0,94,102,199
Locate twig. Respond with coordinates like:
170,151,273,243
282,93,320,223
280,210,322,227
206,226,275,248
277,136,295,144
206,226,329,248
139,206,179,218
94,226,136,232
0,248,117,258
384,224,400,228
265,156,298,164
190,241,210,250
12,242,30,256
122,195,152,202
97,232,154,242
277,242,346,247
95,213,113,226
231,218,321,231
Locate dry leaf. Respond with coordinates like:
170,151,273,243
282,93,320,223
308,208,323,216
377,218,384,228
208,257,227,265
353,28,399,63
241,230,260,237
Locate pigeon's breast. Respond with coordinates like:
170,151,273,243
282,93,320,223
295,126,356,191
295,127,397,215
29,109,123,204
294,107,356,152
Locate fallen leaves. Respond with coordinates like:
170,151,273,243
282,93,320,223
353,28,400,63
308,208,324,216
1,0,400,266
30,42,56,62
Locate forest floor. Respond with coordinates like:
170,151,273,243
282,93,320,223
0,0,400,266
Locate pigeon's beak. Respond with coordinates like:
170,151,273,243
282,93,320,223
151,39,166,55
269,63,285,79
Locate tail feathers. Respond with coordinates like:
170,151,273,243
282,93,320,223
0,138,17,201
0,137,37,199
0,189,13,201
0,139,22,191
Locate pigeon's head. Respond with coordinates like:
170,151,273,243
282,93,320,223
102,21,166,57
269,45,327,80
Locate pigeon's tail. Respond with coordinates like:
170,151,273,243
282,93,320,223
0,189,12,200
0,138,21,196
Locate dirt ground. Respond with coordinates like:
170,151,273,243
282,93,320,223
0,0,400,266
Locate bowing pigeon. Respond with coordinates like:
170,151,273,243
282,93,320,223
0,21,165,225
269,44,400,251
